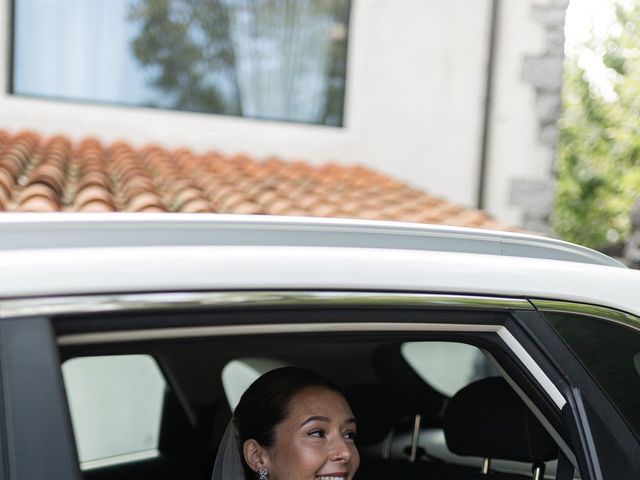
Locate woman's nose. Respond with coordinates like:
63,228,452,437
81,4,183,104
330,436,353,462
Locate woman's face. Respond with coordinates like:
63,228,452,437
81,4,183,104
265,386,359,480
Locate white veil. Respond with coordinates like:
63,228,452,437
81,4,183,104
211,420,247,480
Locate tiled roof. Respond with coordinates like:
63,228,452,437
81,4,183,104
0,129,514,230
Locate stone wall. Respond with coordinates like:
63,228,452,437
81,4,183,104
509,0,568,234
624,201,640,268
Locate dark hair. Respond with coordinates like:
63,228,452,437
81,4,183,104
233,367,342,478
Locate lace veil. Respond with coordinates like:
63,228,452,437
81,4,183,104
211,420,246,480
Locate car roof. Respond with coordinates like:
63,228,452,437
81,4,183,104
0,213,623,267
1,214,639,316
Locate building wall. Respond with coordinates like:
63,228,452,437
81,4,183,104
486,0,567,231
0,0,565,228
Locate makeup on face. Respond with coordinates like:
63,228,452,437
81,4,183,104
267,386,360,480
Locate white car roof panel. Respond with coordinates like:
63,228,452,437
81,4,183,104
0,213,623,267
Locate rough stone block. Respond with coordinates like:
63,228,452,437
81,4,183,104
544,30,566,53
522,56,564,90
510,178,555,214
539,124,560,146
536,92,563,124
532,4,568,29
523,215,552,235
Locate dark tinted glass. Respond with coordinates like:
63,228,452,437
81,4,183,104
545,312,640,439
12,0,350,126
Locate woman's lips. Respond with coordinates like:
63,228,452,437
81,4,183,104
316,473,348,480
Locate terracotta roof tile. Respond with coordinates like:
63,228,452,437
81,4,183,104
0,168,13,202
178,198,213,214
0,129,519,231
17,195,59,212
77,171,111,191
127,192,166,212
0,188,7,211
78,199,116,213
74,185,116,211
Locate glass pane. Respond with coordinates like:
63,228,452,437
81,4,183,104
221,359,262,410
546,312,640,440
401,342,498,397
221,358,287,409
62,355,166,464
12,0,350,126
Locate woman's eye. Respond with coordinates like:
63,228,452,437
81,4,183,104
343,431,357,441
309,429,325,438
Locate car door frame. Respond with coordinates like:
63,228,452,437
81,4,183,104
514,304,640,479
0,290,621,480
0,315,81,480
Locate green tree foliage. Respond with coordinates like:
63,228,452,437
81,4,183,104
315,1,350,126
555,3,640,249
128,0,349,124
129,0,242,114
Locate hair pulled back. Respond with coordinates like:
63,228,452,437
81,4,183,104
232,367,342,478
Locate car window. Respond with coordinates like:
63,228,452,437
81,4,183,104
221,359,262,410
62,354,166,469
401,341,497,397
222,358,287,409
545,312,640,440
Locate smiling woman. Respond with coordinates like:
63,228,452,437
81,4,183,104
214,367,359,480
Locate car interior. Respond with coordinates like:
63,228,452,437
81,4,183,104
54,308,572,480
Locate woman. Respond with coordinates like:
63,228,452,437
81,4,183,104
212,367,360,480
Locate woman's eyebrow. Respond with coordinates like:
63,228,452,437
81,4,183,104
299,416,357,428
344,417,356,426
300,415,330,427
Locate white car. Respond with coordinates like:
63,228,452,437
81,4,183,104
0,213,638,480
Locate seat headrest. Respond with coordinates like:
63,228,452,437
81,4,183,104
443,377,557,463
346,383,403,446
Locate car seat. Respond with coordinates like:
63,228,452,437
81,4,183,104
443,377,558,479
348,383,475,480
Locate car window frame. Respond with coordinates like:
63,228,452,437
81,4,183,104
516,304,640,479
0,290,613,480
0,315,81,480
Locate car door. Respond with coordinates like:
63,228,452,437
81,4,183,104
515,303,640,479
0,290,631,480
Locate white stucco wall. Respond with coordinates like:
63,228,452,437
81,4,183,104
0,0,491,208
0,0,560,226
